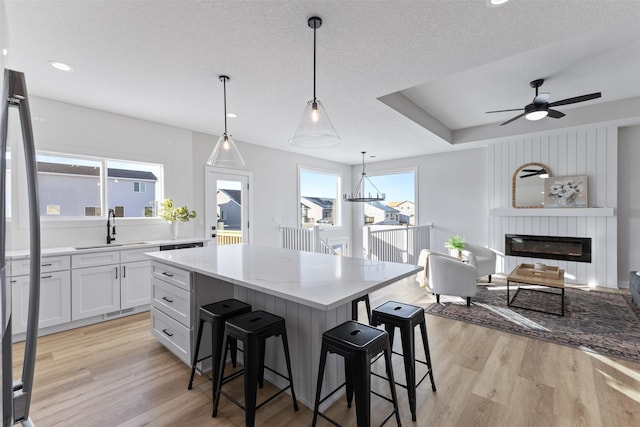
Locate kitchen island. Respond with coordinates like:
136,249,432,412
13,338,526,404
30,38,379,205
146,244,422,407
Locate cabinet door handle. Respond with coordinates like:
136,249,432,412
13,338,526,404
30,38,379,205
162,328,173,337
161,272,174,277
9,280,16,283
161,296,174,303
41,263,52,267
115,267,118,279
41,275,52,279
123,266,126,278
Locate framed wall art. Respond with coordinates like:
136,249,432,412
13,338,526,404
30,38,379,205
544,175,588,208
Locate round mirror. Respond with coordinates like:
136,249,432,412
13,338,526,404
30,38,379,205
512,163,550,208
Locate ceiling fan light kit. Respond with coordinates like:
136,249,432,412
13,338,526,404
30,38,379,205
289,16,340,148
487,78,601,126
344,152,385,202
207,75,246,168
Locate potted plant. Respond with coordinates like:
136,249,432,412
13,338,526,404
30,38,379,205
444,235,466,259
160,199,197,239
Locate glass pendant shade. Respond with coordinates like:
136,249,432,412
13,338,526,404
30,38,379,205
290,16,339,148
206,133,245,167
289,99,340,147
206,74,245,168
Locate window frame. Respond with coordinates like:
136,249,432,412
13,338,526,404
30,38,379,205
363,167,418,226
35,150,164,221
297,165,342,228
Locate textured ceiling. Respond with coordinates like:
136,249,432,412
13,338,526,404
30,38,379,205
3,0,640,165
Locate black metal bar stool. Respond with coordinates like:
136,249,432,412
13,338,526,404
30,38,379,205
188,299,252,405
212,310,299,427
352,294,372,323
371,301,437,422
312,320,402,427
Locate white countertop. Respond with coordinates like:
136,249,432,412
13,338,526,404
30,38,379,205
7,237,207,259
146,244,422,311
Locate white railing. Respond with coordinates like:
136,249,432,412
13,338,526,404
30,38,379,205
365,224,433,264
217,230,242,246
280,225,339,255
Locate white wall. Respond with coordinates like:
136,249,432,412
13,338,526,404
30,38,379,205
351,148,489,258
191,132,353,252
617,125,640,284
488,125,618,288
8,97,194,249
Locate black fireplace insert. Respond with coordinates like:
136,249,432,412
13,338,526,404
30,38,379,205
505,234,592,263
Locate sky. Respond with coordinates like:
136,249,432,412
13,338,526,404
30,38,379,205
300,169,415,203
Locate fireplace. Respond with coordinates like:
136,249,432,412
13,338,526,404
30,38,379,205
505,234,592,263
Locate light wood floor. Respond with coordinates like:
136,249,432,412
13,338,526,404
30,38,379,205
12,278,640,426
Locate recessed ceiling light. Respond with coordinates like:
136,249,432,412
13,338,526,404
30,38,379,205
488,0,509,5
226,113,237,118
48,61,73,71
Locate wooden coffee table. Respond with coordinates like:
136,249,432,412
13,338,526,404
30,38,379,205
507,264,565,316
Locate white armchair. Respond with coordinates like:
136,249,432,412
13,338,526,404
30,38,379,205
450,243,497,282
417,249,477,306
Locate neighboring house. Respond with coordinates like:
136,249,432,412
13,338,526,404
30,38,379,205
217,188,241,230
37,162,157,217
364,201,408,225
387,201,415,225
300,196,334,225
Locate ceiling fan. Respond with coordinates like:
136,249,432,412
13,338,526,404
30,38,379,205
519,168,547,178
487,79,601,126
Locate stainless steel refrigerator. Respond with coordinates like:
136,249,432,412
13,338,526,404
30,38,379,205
1,69,42,427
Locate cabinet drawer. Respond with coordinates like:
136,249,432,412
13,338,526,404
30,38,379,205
151,277,190,327
151,262,191,291
72,251,120,269
11,255,71,276
121,246,159,263
151,307,190,365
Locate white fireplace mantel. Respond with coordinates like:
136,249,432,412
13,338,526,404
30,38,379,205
489,208,615,217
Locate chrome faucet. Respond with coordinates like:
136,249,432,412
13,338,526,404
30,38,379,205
107,209,117,244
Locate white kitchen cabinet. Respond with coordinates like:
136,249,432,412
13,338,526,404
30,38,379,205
121,261,151,309
71,264,120,320
11,270,71,334
120,247,157,310
150,261,193,364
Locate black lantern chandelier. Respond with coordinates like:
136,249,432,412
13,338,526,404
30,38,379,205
343,152,385,202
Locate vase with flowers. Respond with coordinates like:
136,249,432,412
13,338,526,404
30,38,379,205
160,198,197,240
444,235,466,259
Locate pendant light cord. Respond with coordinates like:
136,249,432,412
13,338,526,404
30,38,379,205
222,76,228,135
313,23,317,102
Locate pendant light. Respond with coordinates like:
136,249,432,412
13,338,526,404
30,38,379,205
207,75,245,167
289,16,340,148
343,152,385,202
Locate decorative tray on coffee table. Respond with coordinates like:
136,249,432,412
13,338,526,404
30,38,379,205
514,263,562,280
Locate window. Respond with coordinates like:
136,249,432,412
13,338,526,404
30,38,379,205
299,168,341,227
106,160,161,218
133,181,146,193
37,153,101,217
36,152,163,219
365,170,416,225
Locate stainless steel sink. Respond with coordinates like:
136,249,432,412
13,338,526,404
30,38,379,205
73,242,146,250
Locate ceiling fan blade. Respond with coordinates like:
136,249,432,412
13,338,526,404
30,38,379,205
520,172,540,178
500,112,526,126
486,108,523,114
547,109,566,119
533,92,550,103
548,92,601,107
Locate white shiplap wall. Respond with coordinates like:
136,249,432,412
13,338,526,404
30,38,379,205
488,125,618,288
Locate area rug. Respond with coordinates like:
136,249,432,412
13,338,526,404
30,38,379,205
425,283,640,363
